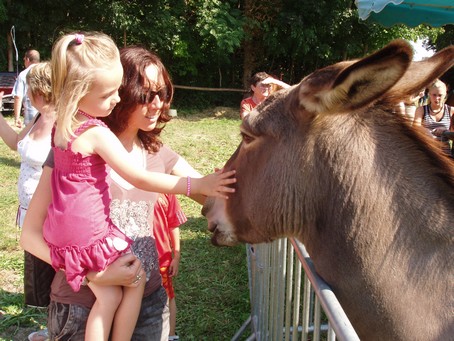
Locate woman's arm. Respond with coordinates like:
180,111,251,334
263,77,290,90
86,253,144,288
0,112,34,151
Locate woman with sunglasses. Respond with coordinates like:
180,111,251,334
22,46,212,341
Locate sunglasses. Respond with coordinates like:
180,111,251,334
139,87,169,104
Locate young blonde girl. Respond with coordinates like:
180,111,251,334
44,32,235,341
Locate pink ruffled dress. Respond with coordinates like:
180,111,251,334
43,119,132,292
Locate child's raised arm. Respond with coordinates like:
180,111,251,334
78,125,236,198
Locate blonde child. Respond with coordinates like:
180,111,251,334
43,32,235,341
153,193,187,340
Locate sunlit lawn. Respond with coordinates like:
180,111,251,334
0,108,250,340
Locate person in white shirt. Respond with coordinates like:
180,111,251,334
12,49,40,127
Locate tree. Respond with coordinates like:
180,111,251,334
0,0,446,107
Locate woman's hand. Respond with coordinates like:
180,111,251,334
431,127,447,137
262,77,290,89
87,253,145,287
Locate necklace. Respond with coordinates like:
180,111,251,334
429,105,443,115
77,109,95,120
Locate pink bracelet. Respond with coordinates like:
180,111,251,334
186,176,191,196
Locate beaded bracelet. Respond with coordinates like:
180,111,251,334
186,176,191,196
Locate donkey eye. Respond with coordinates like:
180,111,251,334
241,132,254,144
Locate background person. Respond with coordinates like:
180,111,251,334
153,193,187,340
413,79,454,156
0,62,55,316
403,89,426,122
12,49,40,128
240,71,290,119
21,45,216,341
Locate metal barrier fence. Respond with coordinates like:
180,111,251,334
232,238,359,341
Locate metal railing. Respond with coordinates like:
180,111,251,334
232,238,359,341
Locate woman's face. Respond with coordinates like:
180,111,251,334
27,89,42,111
428,85,447,106
128,64,166,132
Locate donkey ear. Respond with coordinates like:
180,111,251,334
383,46,454,104
304,40,412,114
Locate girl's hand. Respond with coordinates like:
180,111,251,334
194,169,236,199
169,258,180,277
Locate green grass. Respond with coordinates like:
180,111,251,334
0,108,250,340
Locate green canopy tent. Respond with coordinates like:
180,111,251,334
356,0,454,27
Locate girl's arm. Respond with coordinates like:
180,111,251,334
0,112,34,151
80,126,236,199
171,157,206,205
168,227,180,277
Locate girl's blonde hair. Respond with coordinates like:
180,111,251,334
26,61,52,104
428,79,447,95
51,31,120,147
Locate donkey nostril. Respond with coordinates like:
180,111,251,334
207,222,217,233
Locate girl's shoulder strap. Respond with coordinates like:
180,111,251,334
73,118,108,136
68,118,109,147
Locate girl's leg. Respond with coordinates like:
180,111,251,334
86,282,122,341
111,277,145,341
169,297,177,337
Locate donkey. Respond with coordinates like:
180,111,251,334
202,40,454,341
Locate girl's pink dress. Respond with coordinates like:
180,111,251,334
43,119,132,292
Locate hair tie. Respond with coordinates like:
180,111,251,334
74,33,84,45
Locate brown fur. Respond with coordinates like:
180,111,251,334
202,40,454,340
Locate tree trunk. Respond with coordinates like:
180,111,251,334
241,0,282,89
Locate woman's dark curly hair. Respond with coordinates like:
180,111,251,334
102,46,174,153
